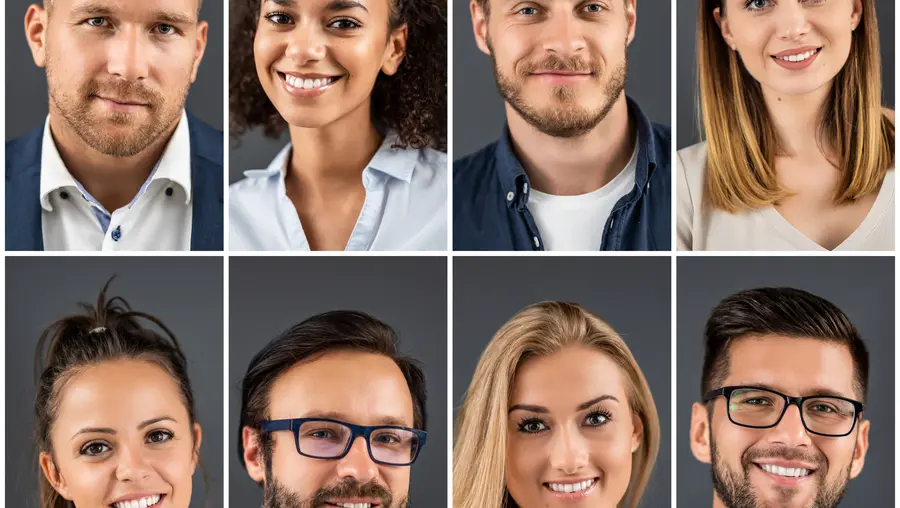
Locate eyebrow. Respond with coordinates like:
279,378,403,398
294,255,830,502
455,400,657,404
69,4,194,24
737,383,851,399
303,411,410,427
71,416,178,439
265,0,369,13
508,395,619,414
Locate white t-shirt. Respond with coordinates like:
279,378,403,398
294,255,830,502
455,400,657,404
527,144,638,251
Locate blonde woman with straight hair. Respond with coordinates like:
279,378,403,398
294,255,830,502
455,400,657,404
453,302,660,508
677,0,895,251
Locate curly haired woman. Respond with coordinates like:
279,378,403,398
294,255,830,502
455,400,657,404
229,0,447,251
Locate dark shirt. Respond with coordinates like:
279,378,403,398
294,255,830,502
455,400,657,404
453,96,670,251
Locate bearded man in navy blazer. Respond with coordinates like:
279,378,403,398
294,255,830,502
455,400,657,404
6,0,223,251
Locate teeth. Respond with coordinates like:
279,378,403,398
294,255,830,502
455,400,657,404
335,504,371,508
778,49,817,62
114,495,161,508
761,464,811,477
548,479,595,493
283,74,337,90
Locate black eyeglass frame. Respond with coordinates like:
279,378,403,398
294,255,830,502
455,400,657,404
703,385,865,437
259,417,428,466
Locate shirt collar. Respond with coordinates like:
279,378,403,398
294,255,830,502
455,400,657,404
241,131,418,184
39,110,193,211
493,95,658,209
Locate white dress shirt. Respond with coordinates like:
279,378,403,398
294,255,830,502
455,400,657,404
39,111,193,251
229,132,447,251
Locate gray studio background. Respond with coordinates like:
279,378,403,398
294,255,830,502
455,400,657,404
5,0,224,140
229,257,448,506
453,257,671,507
676,0,895,148
453,0,671,158
676,257,894,506
5,257,224,508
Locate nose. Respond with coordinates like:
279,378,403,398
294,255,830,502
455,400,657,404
776,2,811,41
335,436,378,483
766,404,813,447
285,22,327,64
539,11,586,56
115,443,153,482
106,25,150,81
548,425,589,474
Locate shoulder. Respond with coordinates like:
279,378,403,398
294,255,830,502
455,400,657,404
647,121,672,173
186,111,223,166
6,125,44,177
883,107,895,126
410,145,448,182
453,140,500,186
676,141,708,193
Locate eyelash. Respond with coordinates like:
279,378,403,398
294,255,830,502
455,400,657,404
78,430,175,456
743,0,826,12
515,2,607,16
264,12,363,30
82,17,182,36
516,409,613,434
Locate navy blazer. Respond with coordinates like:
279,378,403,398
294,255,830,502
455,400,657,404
5,111,224,251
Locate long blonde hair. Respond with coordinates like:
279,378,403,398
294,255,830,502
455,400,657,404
697,0,894,212
453,302,660,508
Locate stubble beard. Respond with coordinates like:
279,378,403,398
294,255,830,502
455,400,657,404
488,37,627,139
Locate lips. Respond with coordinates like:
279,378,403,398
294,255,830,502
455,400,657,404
110,493,164,508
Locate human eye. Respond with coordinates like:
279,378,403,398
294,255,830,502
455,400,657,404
581,3,607,14
80,441,111,456
327,18,362,30
146,429,174,444
83,17,111,28
517,417,549,434
153,24,181,37
265,12,294,25
743,0,773,11
583,409,612,427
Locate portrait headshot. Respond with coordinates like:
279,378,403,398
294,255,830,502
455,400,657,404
677,256,894,507
453,257,670,507
5,256,224,507
676,0,895,251
228,0,448,252
230,257,447,506
5,0,225,251
452,0,672,251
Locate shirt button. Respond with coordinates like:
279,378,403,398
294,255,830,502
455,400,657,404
523,183,529,194
111,225,122,242
533,236,540,248
60,191,69,200
165,187,174,197
506,191,514,202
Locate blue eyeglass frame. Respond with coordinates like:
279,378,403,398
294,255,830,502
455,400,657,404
259,417,428,466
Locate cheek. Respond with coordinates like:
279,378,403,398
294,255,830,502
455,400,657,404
59,459,115,501
335,36,386,76
271,442,326,494
254,33,281,75
505,435,541,484
382,466,410,497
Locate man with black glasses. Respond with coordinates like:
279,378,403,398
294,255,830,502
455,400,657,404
238,311,428,508
689,287,870,508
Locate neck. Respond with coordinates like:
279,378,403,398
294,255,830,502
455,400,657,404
761,82,832,159
506,93,634,195
48,109,178,212
286,99,383,194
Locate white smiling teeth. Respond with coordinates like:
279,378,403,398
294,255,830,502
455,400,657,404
761,464,811,477
548,479,595,493
777,50,817,62
335,504,371,508
114,495,161,508
283,75,337,90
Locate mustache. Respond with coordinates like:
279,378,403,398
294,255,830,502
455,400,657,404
519,55,603,76
743,445,828,471
83,80,161,106
307,478,393,507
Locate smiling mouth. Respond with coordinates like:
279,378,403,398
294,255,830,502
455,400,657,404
772,47,821,62
111,493,164,508
755,463,816,478
544,478,597,494
325,501,379,508
279,72,343,90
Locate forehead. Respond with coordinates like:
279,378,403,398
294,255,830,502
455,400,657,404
723,336,857,397
267,349,415,426
510,345,629,409
54,359,188,430
54,0,199,20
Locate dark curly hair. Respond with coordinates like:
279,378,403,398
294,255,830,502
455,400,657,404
230,0,446,151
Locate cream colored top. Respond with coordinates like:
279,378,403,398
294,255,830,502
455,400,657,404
677,142,895,251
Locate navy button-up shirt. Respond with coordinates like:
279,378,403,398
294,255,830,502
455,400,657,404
453,96,671,251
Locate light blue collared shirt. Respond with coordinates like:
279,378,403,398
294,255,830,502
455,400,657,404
229,133,447,251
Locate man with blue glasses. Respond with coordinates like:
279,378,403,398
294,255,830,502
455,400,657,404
689,287,871,508
238,310,428,508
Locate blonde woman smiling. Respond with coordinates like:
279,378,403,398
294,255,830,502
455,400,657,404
678,0,894,251
453,302,660,508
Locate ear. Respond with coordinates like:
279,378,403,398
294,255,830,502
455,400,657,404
630,411,644,453
850,0,862,30
39,452,72,500
624,0,637,46
713,7,736,51
381,23,408,76
24,4,49,68
849,418,869,479
190,21,209,83
471,0,491,56
191,423,204,473
243,426,267,484
690,402,713,464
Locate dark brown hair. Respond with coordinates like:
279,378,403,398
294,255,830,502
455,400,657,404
33,279,199,508
237,310,427,470
229,0,447,150
701,287,869,401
